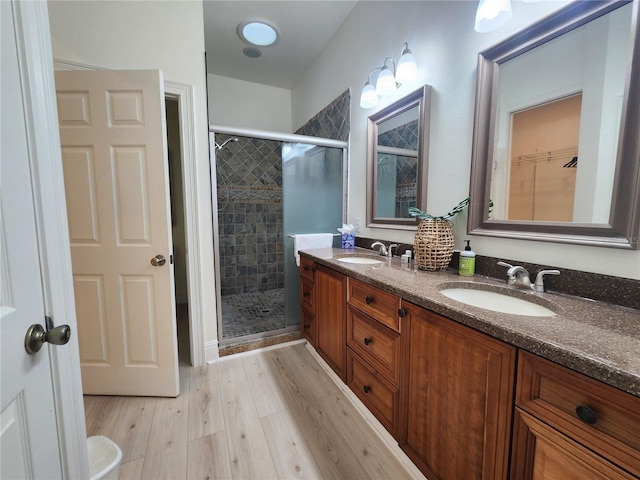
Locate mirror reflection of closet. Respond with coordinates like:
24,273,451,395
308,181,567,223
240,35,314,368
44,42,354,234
367,85,431,229
507,94,581,222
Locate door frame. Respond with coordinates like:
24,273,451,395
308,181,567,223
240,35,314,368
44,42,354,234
52,62,205,367
12,1,89,477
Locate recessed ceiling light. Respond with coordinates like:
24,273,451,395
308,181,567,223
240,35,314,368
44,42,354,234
237,20,279,47
243,47,262,59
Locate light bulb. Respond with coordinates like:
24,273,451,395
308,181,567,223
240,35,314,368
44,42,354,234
376,66,396,96
396,48,418,84
475,0,512,33
360,82,379,109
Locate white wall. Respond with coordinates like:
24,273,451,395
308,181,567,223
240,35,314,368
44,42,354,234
47,1,220,346
208,73,292,132
292,0,640,280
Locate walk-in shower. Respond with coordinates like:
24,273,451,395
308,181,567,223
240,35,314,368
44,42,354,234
210,127,347,345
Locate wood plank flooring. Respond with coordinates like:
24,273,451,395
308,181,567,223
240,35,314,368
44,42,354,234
84,341,424,479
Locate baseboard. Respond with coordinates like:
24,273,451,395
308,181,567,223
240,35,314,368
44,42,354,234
205,340,219,364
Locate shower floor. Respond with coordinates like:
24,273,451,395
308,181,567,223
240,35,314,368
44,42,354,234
220,288,287,339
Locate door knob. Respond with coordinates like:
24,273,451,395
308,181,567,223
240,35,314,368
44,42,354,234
25,324,71,355
150,254,166,266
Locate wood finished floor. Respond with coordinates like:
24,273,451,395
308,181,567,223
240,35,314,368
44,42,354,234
83,341,423,480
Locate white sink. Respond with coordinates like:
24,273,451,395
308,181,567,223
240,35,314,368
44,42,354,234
439,285,558,317
337,256,384,265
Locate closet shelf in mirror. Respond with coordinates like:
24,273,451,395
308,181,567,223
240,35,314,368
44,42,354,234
510,147,578,166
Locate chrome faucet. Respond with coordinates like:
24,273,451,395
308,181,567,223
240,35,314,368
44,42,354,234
371,241,398,257
498,261,560,292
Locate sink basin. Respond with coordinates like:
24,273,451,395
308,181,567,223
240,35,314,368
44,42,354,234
337,256,384,265
438,283,558,317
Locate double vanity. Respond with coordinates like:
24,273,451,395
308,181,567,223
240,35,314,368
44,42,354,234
299,248,640,480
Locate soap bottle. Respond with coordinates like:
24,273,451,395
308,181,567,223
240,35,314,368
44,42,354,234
401,250,412,267
459,240,476,276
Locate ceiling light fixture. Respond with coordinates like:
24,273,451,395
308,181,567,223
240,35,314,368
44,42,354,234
474,0,512,33
237,20,279,47
359,42,419,109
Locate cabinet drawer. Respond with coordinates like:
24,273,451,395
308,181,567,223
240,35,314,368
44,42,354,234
347,278,401,332
347,350,399,437
301,308,316,346
300,277,315,313
512,409,636,480
299,255,316,281
347,306,400,386
517,351,640,477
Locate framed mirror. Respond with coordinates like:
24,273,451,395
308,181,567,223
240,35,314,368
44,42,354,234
469,0,640,249
366,85,431,229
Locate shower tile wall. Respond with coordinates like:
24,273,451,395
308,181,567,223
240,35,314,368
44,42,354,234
378,119,419,217
217,135,283,296
296,89,350,141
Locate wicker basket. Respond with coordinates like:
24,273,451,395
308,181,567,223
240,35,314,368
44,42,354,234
414,219,455,271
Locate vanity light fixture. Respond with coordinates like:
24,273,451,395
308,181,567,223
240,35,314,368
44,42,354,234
359,42,419,109
237,20,279,47
474,0,512,33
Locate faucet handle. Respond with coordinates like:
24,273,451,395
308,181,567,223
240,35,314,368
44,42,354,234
497,261,517,285
534,270,560,292
388,244,398,257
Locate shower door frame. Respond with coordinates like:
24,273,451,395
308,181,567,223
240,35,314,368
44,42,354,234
209,125,348,347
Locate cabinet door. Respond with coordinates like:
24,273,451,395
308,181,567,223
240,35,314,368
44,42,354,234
402,303,515,480
316,265,346,381
512,409,636,480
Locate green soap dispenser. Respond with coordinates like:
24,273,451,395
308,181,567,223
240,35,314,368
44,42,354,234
459,240,475,276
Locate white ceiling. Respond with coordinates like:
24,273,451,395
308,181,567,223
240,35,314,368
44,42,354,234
203,1,358,89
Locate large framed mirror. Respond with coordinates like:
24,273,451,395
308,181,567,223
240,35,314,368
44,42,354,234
469,0,640,249
366,85,431,229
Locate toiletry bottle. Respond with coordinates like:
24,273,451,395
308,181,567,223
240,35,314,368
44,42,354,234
459,240,475,276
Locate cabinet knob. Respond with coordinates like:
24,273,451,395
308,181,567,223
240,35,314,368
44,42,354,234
575,405,598,425
303,291,310,298
303,323,311,329
303,265,310,271
365,296,374,305
398,308,406,318
363,337,372,345
363,385,371,394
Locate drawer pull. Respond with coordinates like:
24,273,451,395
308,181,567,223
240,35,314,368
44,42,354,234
363,337,372,345
576,405,598,425
398,308,406,318
365,296,374,304
363,385,371,394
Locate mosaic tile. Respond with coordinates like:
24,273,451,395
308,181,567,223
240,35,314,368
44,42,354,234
221,288,287,339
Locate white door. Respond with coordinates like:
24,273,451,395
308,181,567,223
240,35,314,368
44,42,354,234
1,1,63,476
55,70,179,397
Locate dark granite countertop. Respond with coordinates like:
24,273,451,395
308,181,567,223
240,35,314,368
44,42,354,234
301,248,640,398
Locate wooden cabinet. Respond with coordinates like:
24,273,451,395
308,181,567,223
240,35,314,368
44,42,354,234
299,255,317,345
315,264,346,381
345,279,403,438
511,351,640,479
401,301,516,480
302,258,640,480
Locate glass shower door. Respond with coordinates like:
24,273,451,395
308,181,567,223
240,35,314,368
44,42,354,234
282,143,345,326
